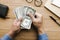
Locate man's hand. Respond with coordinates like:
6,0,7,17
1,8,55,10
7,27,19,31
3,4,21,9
28,12,45,34
8,17,22,38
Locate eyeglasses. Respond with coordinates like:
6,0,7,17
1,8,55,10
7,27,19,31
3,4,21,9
26,0,42,7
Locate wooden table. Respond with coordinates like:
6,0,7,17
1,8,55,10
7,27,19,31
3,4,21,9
0,0,60,40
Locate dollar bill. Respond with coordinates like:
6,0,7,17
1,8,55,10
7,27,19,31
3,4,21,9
14,7,25,19
21,19,32,29
14,6,36,29
26,6,36,15
23,6,36,16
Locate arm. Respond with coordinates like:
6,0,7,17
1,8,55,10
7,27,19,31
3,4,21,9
38,27,48,40
1,34,12,40
1,18,22,40
28,12,48,40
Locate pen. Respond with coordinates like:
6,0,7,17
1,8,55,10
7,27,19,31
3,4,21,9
49,16,60,26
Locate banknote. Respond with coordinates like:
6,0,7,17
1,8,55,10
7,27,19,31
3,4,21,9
14,6,36,29
23,6,36,16
21,6,36,29
26,6,36,15
14,7,25,19
21,18,32,29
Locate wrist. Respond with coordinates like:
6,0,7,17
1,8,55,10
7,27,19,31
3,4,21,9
7,30,15,38
38,27,45,35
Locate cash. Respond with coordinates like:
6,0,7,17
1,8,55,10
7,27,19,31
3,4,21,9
14,6,36,29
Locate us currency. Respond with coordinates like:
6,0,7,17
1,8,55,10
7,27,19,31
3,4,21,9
14,6,36,29
14,7,24,19
21,6,36,29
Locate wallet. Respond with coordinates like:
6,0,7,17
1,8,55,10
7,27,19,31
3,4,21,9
0,4,9,18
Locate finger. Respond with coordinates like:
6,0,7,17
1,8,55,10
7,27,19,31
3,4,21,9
17,29,20,33
35,12,42,18
27,13,35,20
19,17,23,22
14,19,18,22
16,17,23,23
35,13,40,17
13,19,18,25
17,28,21,33
17,22,20,26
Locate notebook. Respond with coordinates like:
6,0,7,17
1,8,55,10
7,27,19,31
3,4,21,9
44,0,60,18
51,0,60,8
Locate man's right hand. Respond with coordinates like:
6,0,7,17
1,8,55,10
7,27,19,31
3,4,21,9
28,12,45,34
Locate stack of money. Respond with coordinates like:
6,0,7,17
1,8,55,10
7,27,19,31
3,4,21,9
14,6,36,29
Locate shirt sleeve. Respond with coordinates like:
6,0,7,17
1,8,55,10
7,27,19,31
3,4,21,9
38,33,48,40
1,34,12,40
0,38,1,40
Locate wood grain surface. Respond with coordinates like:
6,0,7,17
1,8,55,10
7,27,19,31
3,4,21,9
0,0,60,40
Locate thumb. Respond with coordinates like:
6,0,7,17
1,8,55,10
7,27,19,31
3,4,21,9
27,13,35,21
19,17,23,22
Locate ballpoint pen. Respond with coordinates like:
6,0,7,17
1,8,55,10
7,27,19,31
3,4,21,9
49,16,60,26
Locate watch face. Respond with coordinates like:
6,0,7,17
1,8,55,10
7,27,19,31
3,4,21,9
26,0,33,3
34,0,42,7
